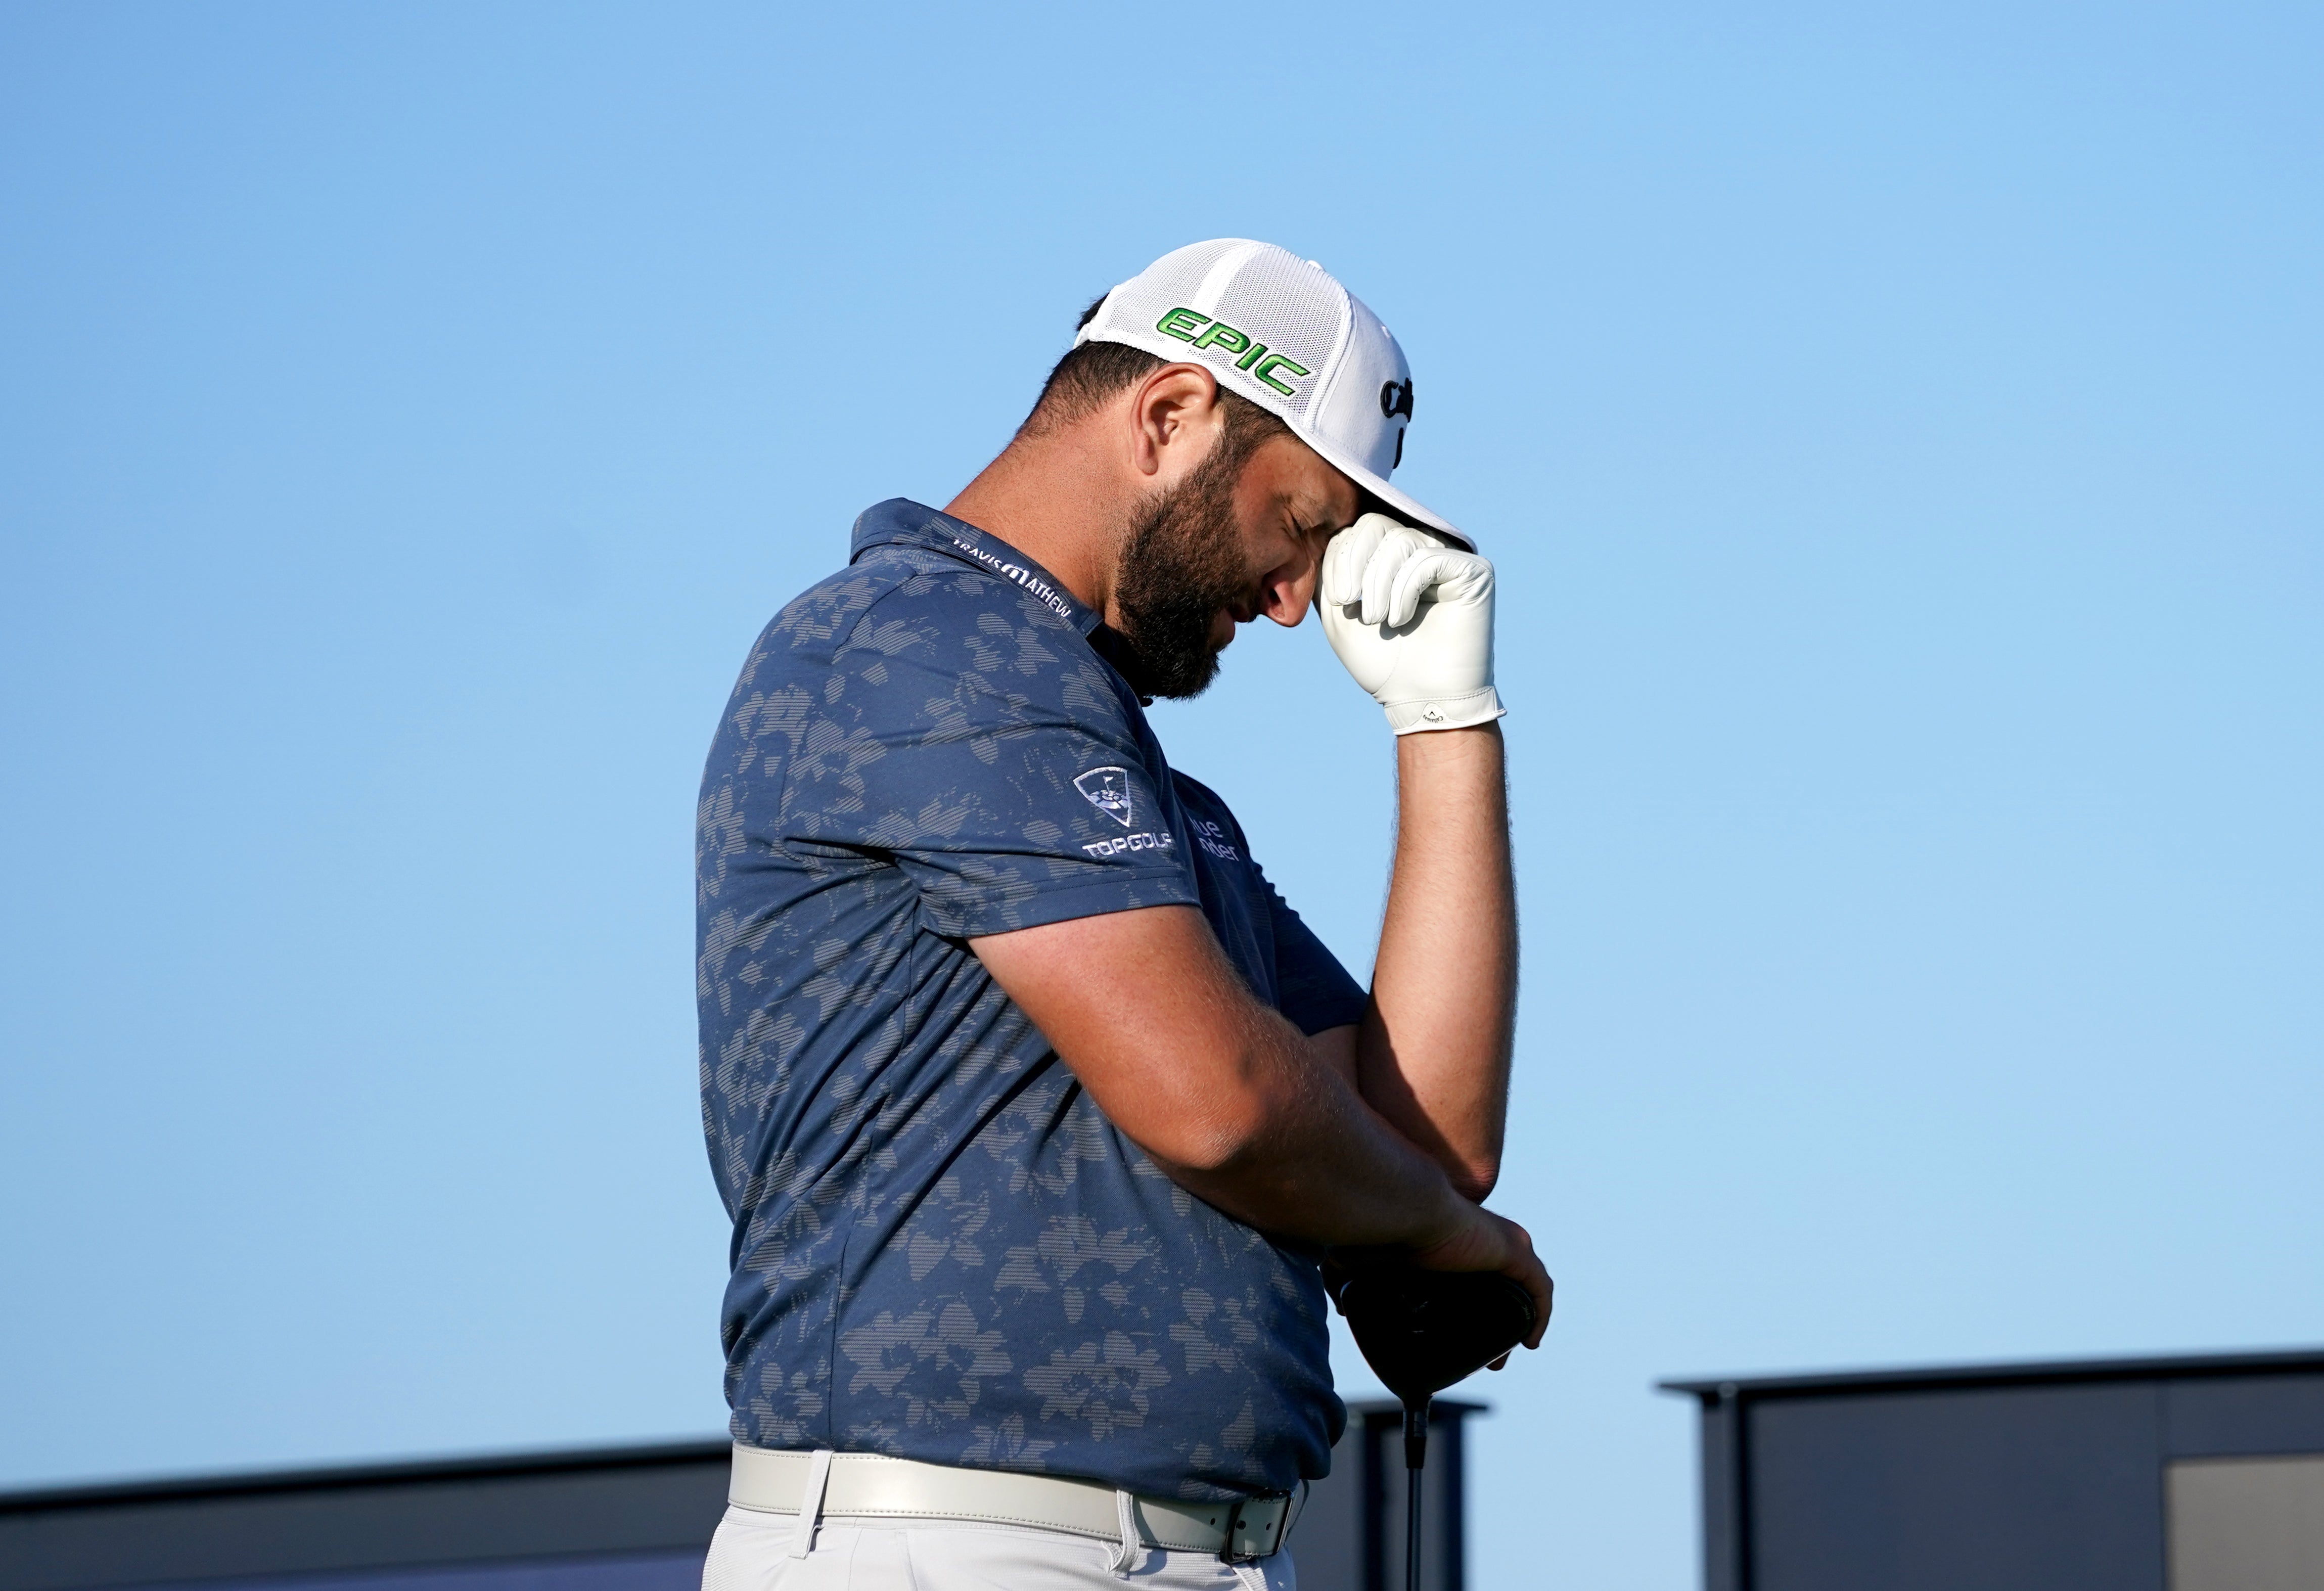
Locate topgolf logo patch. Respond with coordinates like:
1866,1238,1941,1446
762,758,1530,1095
1074,767,1136,828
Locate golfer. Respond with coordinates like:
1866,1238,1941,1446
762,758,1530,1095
695,240,1548,1590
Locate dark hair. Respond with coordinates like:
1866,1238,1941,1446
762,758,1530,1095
1016,293,1289,466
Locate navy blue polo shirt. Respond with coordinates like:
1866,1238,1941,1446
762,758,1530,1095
696,499,1369,1501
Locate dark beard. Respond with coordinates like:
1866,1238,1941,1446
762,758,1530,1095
1110,444,1251,700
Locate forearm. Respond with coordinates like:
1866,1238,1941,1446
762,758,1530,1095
1359,722,1517,1198
1156,1009,1469,1250
971,902,1543,1320
972,905,1465,1250
1166,1011,1545,1336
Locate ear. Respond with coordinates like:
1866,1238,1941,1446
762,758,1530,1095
1127,362,1225,482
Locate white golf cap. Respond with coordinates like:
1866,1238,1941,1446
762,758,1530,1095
1075,239,1471,550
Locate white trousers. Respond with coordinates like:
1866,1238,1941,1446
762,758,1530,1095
700,1503,1296,1591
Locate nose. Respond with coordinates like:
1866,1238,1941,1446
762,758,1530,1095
1257,557,1319,627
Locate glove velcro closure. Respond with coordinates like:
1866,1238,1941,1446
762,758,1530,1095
1384,688,1505,736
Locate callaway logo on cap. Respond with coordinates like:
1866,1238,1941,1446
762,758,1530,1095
1075,239,1471,550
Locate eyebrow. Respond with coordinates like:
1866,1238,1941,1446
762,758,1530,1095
1289,492,1345,530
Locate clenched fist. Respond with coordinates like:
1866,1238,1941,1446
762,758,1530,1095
1318,512,1505,734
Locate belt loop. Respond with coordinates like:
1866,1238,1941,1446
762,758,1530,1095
1218,1495,1251,1564
1108,1488,1141,1576
788,1449,835,1559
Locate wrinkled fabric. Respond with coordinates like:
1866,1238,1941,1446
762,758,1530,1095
697,500,1366,1499
700,1506,1297,1591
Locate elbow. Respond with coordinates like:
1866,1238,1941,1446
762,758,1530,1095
1156,1097,1272,1174
1446,1154,1500,1204
1141,1068,1282,1175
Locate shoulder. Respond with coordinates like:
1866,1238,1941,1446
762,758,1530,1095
737,548,1083,683
727,551,1137,751
1170,773,1253,861
1169,770,1233,817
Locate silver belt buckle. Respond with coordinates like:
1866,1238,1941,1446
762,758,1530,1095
1217,1492,1286,1564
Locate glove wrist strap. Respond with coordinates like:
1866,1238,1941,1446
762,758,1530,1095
1385,687,1505,736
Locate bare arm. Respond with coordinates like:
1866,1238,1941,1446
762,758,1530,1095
970,903,1548,1337
1358,723,1517,1200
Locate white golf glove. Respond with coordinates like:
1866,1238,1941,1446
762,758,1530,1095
1318,513,1505,735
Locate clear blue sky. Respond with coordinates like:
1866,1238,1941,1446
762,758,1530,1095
3,4,2317,1586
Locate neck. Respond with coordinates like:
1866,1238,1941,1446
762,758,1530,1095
944,424,1133,623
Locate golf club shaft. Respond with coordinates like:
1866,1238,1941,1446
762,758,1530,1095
1407,1465,1424,1591
1403,1401,1429,1591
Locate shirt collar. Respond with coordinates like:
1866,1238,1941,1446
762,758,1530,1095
850,498,1101,638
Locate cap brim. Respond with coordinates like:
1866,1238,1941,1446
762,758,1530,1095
1294,424,1475,552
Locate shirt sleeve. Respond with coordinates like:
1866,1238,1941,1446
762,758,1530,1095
777,576,1201,938
1259,871,1371,1035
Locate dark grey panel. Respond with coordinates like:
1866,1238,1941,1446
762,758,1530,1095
1747,1383,2165,1591
1696,1398,1741,1591
1290,1401,1475,1591
1292,1417,1366,1591
0,1463,731,1591
1368,1416,1467,1591
2163,1375,2324,1458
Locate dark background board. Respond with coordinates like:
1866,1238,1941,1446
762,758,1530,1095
1664,1348,2324,1591
0,1443,732,1591
0,1405,1484,1591
1748,1384,2164,1591
1295,1402,1481,1591
2165,1375,2324,1457
33,1559,710,1591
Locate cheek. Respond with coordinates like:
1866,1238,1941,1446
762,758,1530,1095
1226,508,1300,576
1227,472,1297,565
1225,505,1282,569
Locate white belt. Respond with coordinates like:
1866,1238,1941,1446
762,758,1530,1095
727,1443,1301,1562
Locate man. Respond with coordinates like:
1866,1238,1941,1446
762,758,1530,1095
696,239,1546,1590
